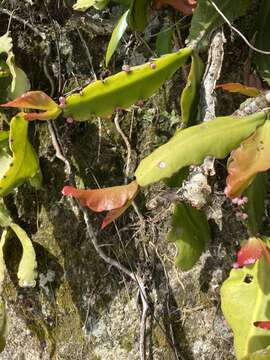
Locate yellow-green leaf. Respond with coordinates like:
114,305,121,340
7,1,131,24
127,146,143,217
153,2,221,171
10,223,37,287
106,10,129,66
64,48,192,121
0,113,42,196
135,111,267,187
73,0,109,11
0,32,30,100
221,255,270,359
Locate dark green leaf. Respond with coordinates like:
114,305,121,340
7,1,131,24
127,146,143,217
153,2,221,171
167,203,211,271
187,0,251,49
245,173,267,236
164,167,189,187
155,27,173,56
253,0,270,85
0,60,10,79
128,0,148,32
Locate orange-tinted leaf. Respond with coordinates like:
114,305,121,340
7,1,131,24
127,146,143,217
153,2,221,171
237,237,270,267
254,321,270,330
62,181,139,228
101,199,133,229
225,121,270,199
154,0,196,15
0,91,61,120
216,83,262,97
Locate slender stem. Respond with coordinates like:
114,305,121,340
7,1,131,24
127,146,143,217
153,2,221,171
48,120,150,360
81,206,136,280
114,113,132,183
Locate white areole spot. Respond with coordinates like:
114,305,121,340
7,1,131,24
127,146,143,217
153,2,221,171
158,161,166,169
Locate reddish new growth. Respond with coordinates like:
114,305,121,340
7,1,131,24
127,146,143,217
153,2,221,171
216,82,261,97
254,321,270,330
62,180,139,229
236,238,270,268
154,0,197,15
0,91,61,121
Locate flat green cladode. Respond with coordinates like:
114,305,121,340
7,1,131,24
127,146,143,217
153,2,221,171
64,48,192,121
221,254,270,359
135,111,268,187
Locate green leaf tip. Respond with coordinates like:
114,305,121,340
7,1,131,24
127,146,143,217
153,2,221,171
106,10,129,66
0,113,42,197
180,52,204,126
244,173,267,236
